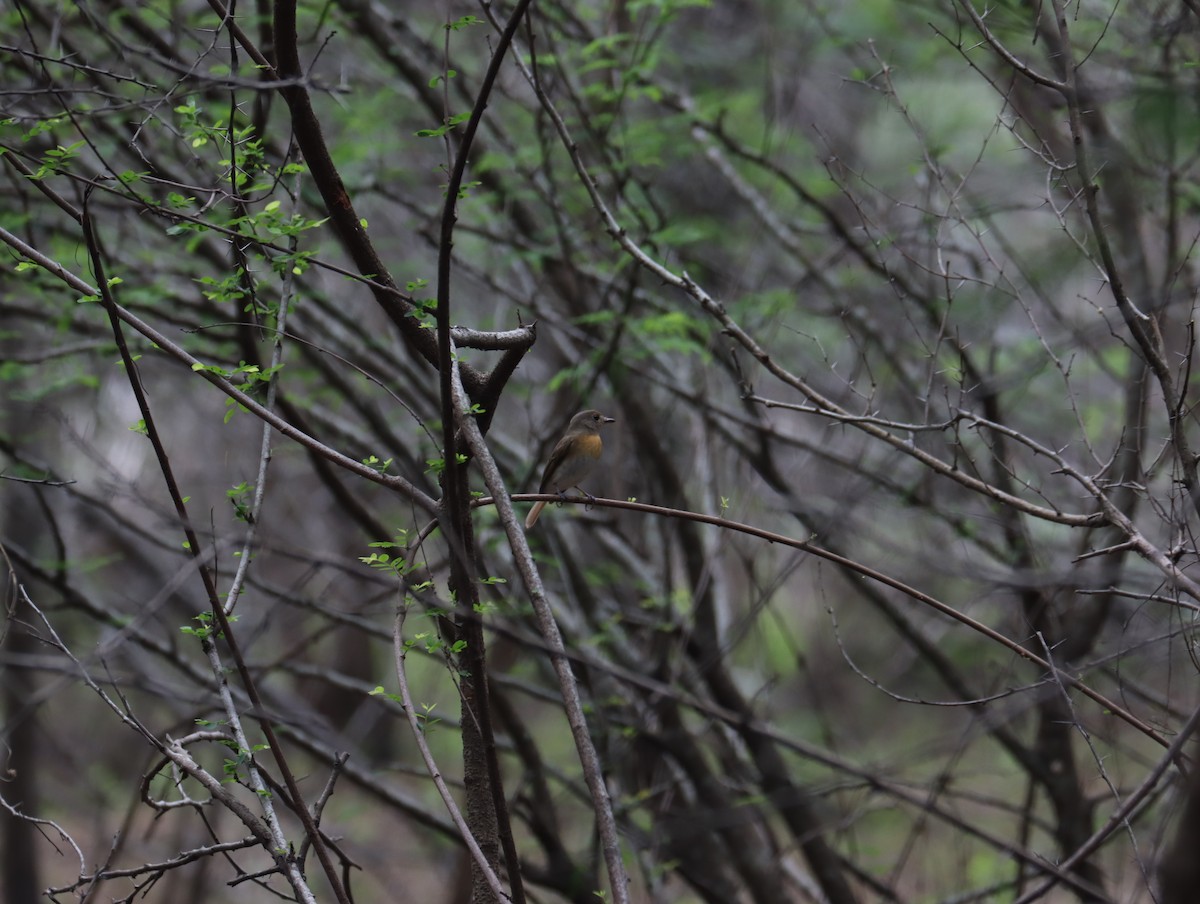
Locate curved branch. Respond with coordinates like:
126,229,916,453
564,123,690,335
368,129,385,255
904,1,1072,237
493,492,1174,751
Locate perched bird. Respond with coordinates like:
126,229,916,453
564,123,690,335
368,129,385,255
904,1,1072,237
525,409,615,529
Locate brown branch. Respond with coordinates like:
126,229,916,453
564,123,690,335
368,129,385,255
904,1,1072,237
492,492,1173,752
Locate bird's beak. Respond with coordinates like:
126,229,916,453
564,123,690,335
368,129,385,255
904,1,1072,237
602,416,616,424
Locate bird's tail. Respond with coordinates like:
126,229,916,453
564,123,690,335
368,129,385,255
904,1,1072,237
525,500,546,529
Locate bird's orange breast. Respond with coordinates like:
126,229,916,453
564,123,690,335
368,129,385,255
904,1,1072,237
574,434,603,459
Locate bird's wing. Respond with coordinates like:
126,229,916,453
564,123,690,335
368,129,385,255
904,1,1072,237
538,434,577,492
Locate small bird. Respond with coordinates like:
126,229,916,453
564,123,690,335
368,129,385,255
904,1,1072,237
525,409,615,529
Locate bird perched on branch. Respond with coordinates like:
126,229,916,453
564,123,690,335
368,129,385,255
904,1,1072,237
525,409,615,529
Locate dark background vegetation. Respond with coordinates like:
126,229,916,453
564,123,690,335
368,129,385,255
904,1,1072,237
4,0,1200,902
